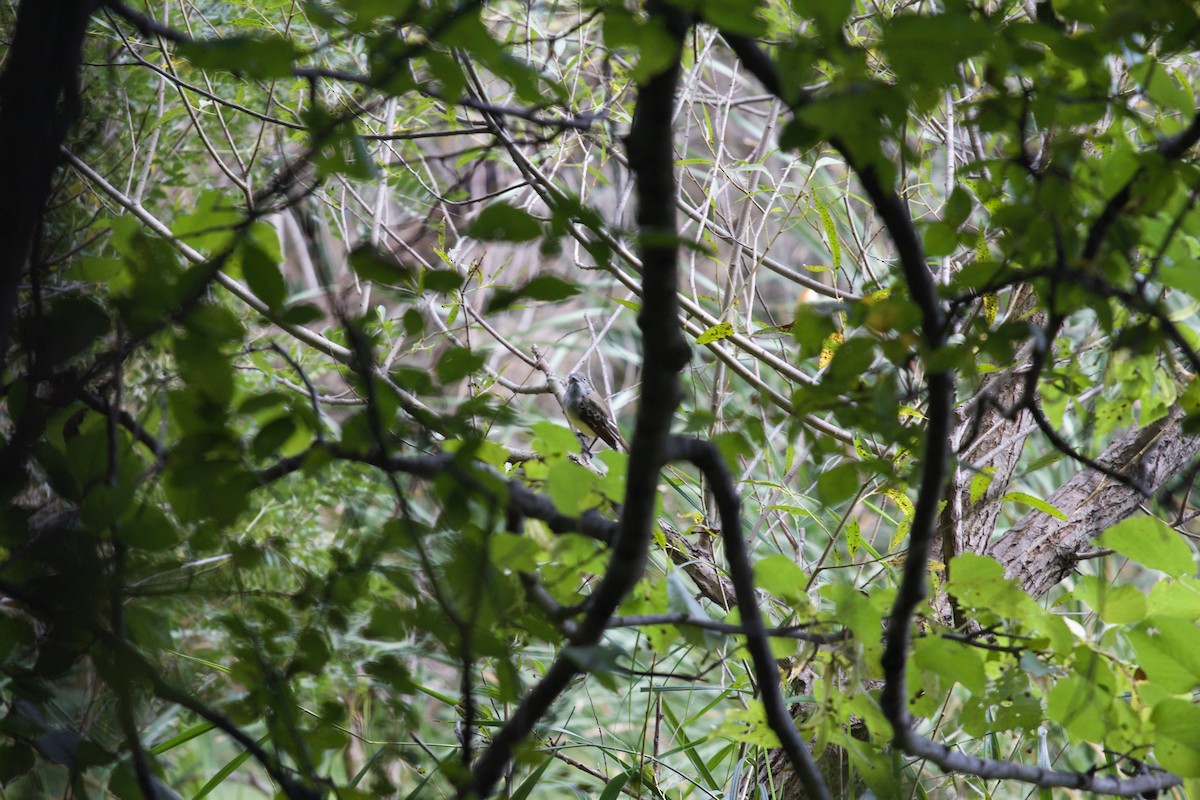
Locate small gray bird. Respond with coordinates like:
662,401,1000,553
563,372,628,453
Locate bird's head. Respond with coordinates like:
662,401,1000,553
566,372,591,393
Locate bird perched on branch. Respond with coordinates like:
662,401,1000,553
563,372,627,453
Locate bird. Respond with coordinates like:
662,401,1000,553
562,372,628,453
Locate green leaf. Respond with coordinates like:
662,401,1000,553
349,246,416,287
791,304,838,360
66,256,123,284
753,554,808,603
440,12,548,104
913,636,987,694
699,0,767,35
715,703,781,748
530,421,580,455
816,461,860,506
666,571,721,649
337,0,415,25
1047,674,1111,742
883,13,991,91
435,346,486,384
489,532,541,573
943,185,974,229
177,36,297,79
845,516,862,557
1153,700,1200,777
968,468,995,504
117,505,180,552
281,303,325,325
790,0,852,38
305,109,378,180
1073,576,1146,624
562,643,625,690
508,757,553,800
597,770,630,800
148,722,217,756
486,275,580,312
546,459,598,515
601,10,679,85
819,583,883,648
946,553,1037,619
191,735,268,797
1144,63,1194,113
1127,617,1200,692
0,743,34,786
174,332,233,407
1160,260,1200,301
813,191,841,268
252,417,297,459
422,268,464,293
998,491,1068,522
25,295,110,366
185,303,244,342
240,239,288,311
1147,576,1200,619
468,202,542,242
923,221,958,257
108,765,181,800
1099,515,1193,577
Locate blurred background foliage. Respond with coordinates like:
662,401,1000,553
3,0,1200,797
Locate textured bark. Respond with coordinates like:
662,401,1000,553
662,521,736,611
941,289,1042,565
990,403,1200,596
940,359,1036,559
0,0,96,358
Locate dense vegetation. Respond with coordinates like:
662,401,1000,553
3,0,1200,797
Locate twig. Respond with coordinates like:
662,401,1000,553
665,436,832,800
608,612,847,645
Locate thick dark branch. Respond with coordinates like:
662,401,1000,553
723,34,791,102
720,24,953,778
608,613,848,644
258,445,618,546
723,29,1198,798
903,734,1180,798
879,371,953,730
464,5,692,795
666,436,832,800
0,0,96,359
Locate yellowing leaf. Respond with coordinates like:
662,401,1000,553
846,516,862,558
968,468,995,505
696,322,735,345
884,488,914,517
819,331,844,367
814,191,841,269
982,292,998,326
716,704,781,748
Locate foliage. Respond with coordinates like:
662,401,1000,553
2,0,1200,798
